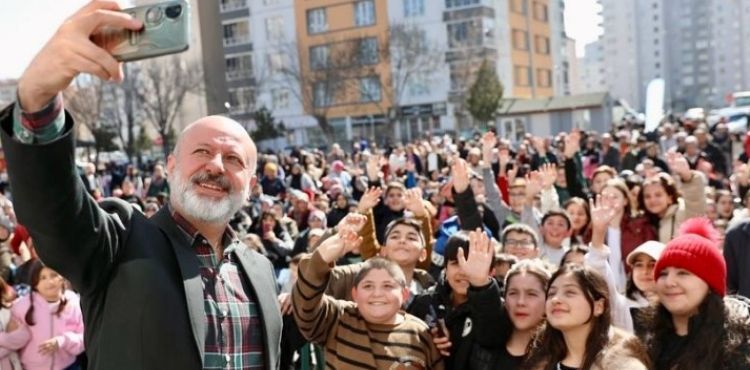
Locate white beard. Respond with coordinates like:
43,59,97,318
169,167,248,224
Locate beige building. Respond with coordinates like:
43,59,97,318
294,0,393,143
508,0,554,98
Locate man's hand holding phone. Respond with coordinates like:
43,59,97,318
18,1,144,112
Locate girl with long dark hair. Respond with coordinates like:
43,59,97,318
524,264,650,370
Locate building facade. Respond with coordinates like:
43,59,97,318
595,0,750,112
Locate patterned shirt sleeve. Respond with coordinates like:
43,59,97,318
12,92,66,144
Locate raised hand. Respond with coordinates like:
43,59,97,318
366,154,381,181
525,171,544,200
356,187,382,213
539,163,558,190
457,229,494,287
666,151,691,180
481,132,498,166
590,195,616,232
451,157,470,194
507,162,519,183
337,212,368,235
18,1,144,111
318,214,367,263
403,187,426,217
564,132,581,159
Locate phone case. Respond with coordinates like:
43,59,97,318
96,0,190,62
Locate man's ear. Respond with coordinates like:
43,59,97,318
401,287,410,303
351,287,358,301
418,247,427,262
250,174,257,190
166,154,176,176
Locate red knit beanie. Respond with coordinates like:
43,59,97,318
653,217,726,296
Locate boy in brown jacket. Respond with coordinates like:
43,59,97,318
292,214,444,369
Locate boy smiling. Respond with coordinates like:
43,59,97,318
293,214,443,369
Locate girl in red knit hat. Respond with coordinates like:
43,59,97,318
641,217,750,370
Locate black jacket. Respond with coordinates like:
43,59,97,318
0,106,282,370
725,220,750,299
408,279,510,370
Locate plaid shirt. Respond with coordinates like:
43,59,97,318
172,211,265,369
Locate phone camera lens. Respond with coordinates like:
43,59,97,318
165,4,182,19
145,7,163,24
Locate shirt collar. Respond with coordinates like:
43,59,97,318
169,206,238,248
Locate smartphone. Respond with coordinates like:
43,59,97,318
93,0,190,62
429,305,449,338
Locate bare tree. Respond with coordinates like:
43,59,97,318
63,76,116,166
134,55,204,157
101,63,144,165
384,23,445,122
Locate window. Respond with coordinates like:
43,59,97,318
359,77,381,102
355,1,376,27
310,45,329,70
223,20,250,46
359,37,379,65
534,35,549,54
227,87,255,113
220,0,247,12
313,82,332,107
267,52,286,73
265,16,285,41
514,65,531,86
445,0,480,8
404,0,425,17
447,20,482,48
511,0,528,14
225,53,253,80
512,29,529,50
536,68,551,87
272,89,289,109
307,8,327,34
533,2,548,21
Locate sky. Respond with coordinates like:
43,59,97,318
564,0,604,57
0,0,603,80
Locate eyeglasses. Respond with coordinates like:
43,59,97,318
504,239,535,249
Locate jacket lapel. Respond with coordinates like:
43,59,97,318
151,207,206,365
235,248,282,367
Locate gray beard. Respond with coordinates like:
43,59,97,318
168,168,248,224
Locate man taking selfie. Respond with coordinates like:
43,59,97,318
0,1,281,369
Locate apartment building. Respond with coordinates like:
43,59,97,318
294,0,393,145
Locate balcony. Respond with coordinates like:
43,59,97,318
226,69,253,81
220,0,248,12
223,35,251,47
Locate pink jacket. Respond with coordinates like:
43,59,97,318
10,292,84,370
0,307,23,369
